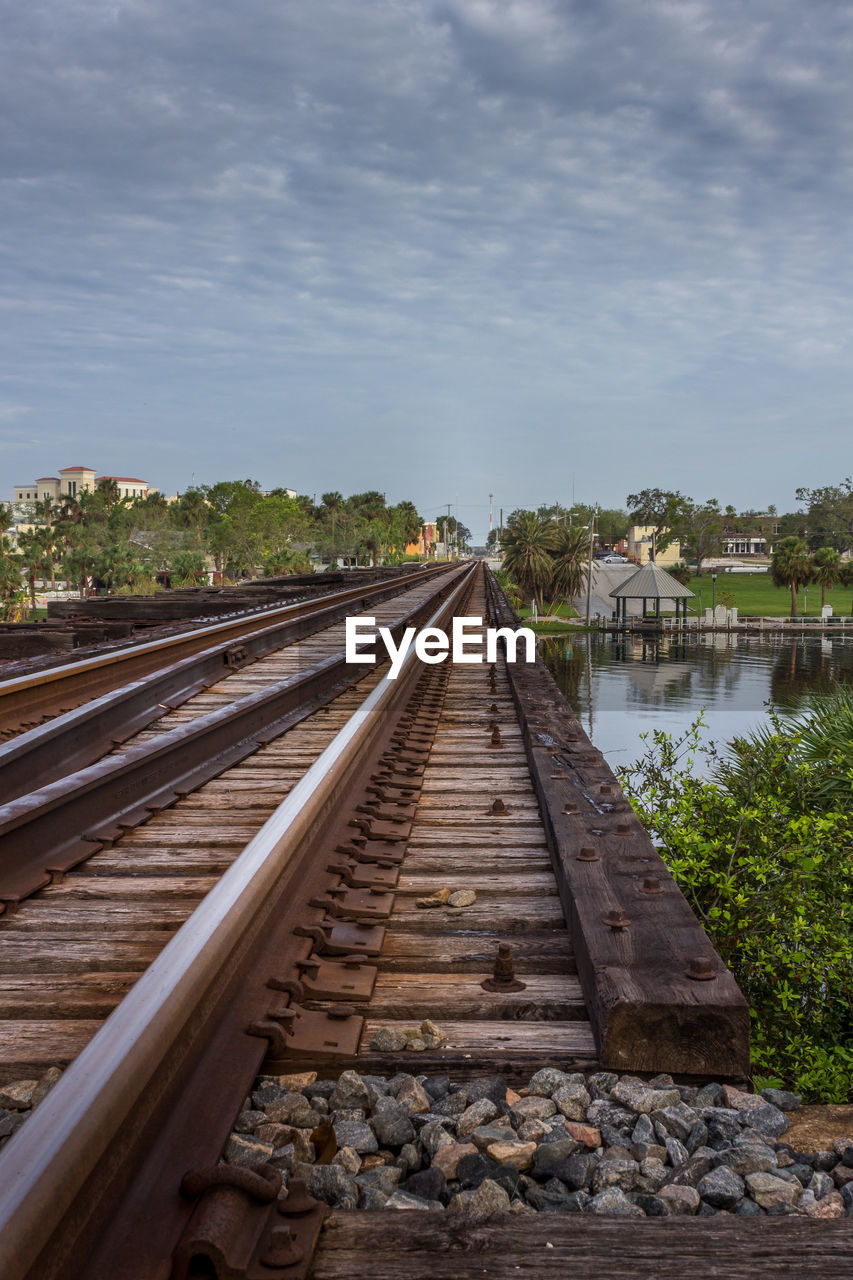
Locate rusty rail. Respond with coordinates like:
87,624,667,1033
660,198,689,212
0,563,479,1280
0,565,469,909
0,565,454,739
0,563,455,802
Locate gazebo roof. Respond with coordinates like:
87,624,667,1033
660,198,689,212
609,561,695,600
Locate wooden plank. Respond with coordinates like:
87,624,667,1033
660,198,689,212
359,1019,597,1058
41,877,216,900
397,871,557,894
499,610,751,1078
0,937,164,973
311,1214,853,1280
0,974,134,1018
0,903,198,930
389,899,565,932
0,1020,103,1079
365,973,586,1020
378,932,576,974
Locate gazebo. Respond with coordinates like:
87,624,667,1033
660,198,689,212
609,561,695,626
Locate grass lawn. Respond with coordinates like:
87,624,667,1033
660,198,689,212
685,572,853,618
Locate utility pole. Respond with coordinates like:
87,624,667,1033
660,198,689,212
489,493,493,549
585,505,597,626
447,503,453,560
499,508,503,547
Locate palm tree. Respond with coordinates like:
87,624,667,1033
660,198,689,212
840,561,853,616
811,547,842,610
771,536,812,618
501,512,555,610
546,523,589,617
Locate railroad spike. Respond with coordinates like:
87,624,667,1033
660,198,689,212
482,942,526,993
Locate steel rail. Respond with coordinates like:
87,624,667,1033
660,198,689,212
0,562,478,1280
0,565,469,907
0,563,454,802
0,565,452,738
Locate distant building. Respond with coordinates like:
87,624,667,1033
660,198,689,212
406,522,438,557
11,465,151,520
627,525,682,567
721,514,779,558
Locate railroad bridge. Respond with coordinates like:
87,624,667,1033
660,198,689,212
0,564,842,1277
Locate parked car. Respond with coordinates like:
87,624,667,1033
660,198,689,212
603,553,628,563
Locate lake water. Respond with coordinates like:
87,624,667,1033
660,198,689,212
540,631,853,776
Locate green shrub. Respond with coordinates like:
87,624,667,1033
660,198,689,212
618,711,853,1101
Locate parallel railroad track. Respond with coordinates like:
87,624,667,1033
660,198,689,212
0,563,811,1280
0,565,450,741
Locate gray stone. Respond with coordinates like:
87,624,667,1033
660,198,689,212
717,1135,778,1177
696,1166,745,1210
659,1184,700,1215
332,1120,378,1154
697,1201,719,1216
328,1071,370,1113
234,1109,268,1133
686,1121,709,1154
224,1134,274,1168
587,1072,619,1097
527,1068,581,1098
463,1077,509,1106
533,1138,580,1170
370,1096,415,1148
401,1166,447,1203
370,1028,409,1052
669,1153,715,1188
591,1156,639,1195
549,1152,598,1191
396,1142,421,1175
789,1163,813,1187
637,1158,670,1193
525,1179,575,1212
449,1178,512,1214
813,1149,839,1172
633,1193,667,1216
333,1146,361,1175
695,1084,724,1109
431,1091,468,1119
760,1088,801,1112
745,1171,800,1209
552,1081,591,1121
457,1098,498,1136
741,1103,789,1140
610,1079,682,1115
0,1111,30,1141
470,1123,514,1151
587,1099,634,1133
664,1137,689,1167
809,1170,835,1199
394,1076,433,1115
632,1142,668,1164
651,1103,699,1143
736,1198,763,1216
510,1096,557,1123
356,1166,402,1196
358,1186,389,1210
589,1187,644,1217
420,1120,455,1159
385,1190,433,1210
631,1115,656,1146
294,1163,358,1209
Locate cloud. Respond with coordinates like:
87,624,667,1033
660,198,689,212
1,1,852,530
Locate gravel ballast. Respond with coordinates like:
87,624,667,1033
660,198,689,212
223,1068,853,1217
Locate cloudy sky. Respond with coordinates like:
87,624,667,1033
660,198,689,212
2,1,852,540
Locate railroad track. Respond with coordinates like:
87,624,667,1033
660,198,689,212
0,564,449,741
0,563,800,1280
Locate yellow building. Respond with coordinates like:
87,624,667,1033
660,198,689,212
627,525,682,566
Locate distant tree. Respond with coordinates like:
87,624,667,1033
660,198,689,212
626,488,689,556
795,480,853,551
677,499,723,575
811,547,842,609
771,537,813,618
500,512,555,610
546,524,589,615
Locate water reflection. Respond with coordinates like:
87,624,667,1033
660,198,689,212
540,632,853,772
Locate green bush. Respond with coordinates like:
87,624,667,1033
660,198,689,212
618,709,853,1101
